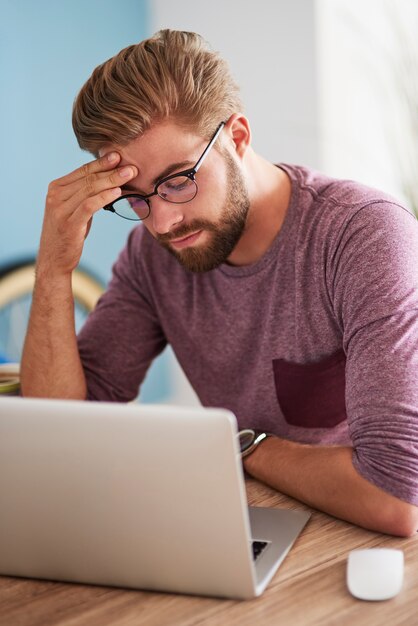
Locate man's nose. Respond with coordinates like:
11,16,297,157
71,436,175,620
150,196,184,234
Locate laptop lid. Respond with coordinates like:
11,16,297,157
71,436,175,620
0,397,309,599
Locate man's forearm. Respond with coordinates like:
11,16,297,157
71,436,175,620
20,271,87,399
243,436,418,537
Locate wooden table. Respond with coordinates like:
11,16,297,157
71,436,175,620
0,479,417,626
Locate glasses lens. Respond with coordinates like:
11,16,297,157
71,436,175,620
112,196,149,221
157,175,197,204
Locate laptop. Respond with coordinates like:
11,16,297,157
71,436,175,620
0,396,310,599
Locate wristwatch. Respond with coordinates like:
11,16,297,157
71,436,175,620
238,429,272,459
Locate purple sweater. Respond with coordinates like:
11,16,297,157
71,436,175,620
78,164,418,506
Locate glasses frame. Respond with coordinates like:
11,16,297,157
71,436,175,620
103,121,226,221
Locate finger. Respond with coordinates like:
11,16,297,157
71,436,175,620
53,151,122,187
61,164,138,207
70,186,123,224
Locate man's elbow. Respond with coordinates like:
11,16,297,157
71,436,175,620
378,501,418,538
391,508,418,538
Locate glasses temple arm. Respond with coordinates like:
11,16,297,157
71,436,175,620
193,122,225,173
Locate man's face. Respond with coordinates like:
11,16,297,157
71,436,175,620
107,121,251,272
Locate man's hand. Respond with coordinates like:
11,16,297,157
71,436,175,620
37,152,137,277
21,153,137,399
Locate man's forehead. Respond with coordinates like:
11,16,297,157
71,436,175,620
99,121,201,161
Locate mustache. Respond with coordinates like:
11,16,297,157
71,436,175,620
157,219,216,244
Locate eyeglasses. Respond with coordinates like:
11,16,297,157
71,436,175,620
103,121,225,221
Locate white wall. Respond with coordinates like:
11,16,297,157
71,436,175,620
316,0,418,206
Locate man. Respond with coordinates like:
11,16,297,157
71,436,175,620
21,30,418,536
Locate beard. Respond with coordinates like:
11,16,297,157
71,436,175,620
156,152,251,273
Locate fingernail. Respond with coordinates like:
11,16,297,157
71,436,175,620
120,166,134,177
107,152,118,163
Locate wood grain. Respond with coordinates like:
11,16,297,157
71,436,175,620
0,479,416,626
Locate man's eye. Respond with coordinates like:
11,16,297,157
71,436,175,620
166,180,188,191
162,176,193,192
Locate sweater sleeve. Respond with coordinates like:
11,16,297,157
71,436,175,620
77,227,167,402
331,201,418,505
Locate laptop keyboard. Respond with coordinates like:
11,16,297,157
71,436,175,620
252,540,268,561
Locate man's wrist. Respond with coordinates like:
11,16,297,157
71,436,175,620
242,433,277,476
35,261,73,284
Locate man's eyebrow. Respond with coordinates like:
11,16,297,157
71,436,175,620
121,160,194,194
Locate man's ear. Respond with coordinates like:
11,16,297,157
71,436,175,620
223,114,251,159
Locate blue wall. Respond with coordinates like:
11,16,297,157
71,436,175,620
0,0,149,283
0,0,172,401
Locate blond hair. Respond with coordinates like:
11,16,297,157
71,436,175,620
72,29,242,155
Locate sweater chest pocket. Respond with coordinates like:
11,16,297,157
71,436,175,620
272,349,347,428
